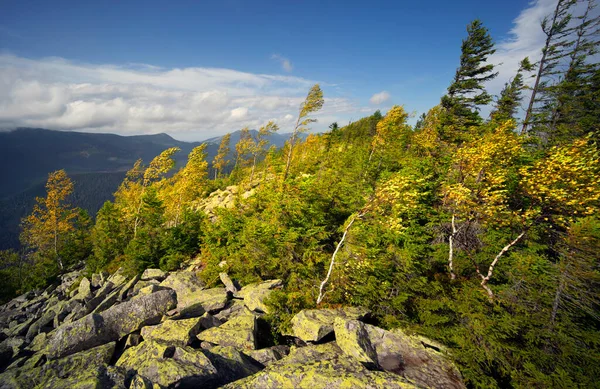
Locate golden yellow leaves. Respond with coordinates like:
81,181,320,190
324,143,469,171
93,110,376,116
372,173,428,232
520,137,600,226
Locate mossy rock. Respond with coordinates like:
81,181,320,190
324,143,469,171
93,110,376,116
203,345,262,385
197,314,257,351
235,279,282,314
365,325,465,389
140,317,203,347
334,317,379,369
221,342,418,389
141,268,167,282
290,307,370,342
116,341,218,388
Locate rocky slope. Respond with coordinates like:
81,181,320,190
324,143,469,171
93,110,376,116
0,267,465,388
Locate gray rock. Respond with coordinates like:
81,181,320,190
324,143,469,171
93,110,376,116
116,341,218,388
334,317,379,369
25,310,56,341
248,345,290,366
141,268,167,281
214,299,248,322
197,313,257,351
47,289,177,359
290,307,370,342
220,342,418,389
159,271,207,316
235,279,282,313
365,325,465,389
220,272,239,293
140,317,204,347
203,345,262,386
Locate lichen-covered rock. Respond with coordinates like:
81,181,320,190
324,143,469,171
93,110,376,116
219,272,239,293
132,280,160,296
197,314,257,350
116,341,218,388
290,307,370,342
159,271,206,315
25,309,56,341
365,325,465,389
248,345,290,366
92,285,124,314
215,299,248,322
198,312,222,330
334,317,379,369
85,281,115,312
141,269,167,282
0,342,116,389
140,317,203,347
221,342,418,389
77,277,92,300
47,289,176,359
136,284,167,296
203,345,262,385
107,268,128,287
235,279,282,313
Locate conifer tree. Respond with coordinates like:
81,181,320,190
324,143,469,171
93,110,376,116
213,133,231,179
283,84,324,180
441,19,497,128
250,121,279,182
522,0,577,135
91,201,126,272
490,57,534,122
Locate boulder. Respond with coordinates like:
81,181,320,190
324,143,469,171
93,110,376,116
221,342,418,389
136,284,167,296
140,317,204,347
219,272,239,293
198,312,222,330
248,345,290,366
203,345,262,385
197,313,257,351
132,280,160,295
334,317,379,369
215,299,248,322
85,281,115,312
25,310,56,341
290,307,370,342
235,279,282,313
107,268,128,288
365,325,465,389
159,271,206,315
92,285,124,314
141,268,167,282
77,277,92,300
116,341,218,388
47,289,177,359
0,342,116,389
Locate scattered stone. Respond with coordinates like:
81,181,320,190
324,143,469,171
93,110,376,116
136,284,166,296
214,299,248,322
141,268,167,282
365,325,465,389
220,272,239,293
290,307,370,342
235,279,282,313
159,271,206,315
124,333,142,349
248,345,290,366
198,312,222,330
132,280,160,296
221,342,418,389
334,317,379,369
116,341,218,388
141,317,204,347
198,313,257,351
203,345,262,385
47,289,177,359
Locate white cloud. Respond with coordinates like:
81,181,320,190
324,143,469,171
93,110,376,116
271,54,293,72
0,54,360,141
486,0,597,102
369,91,390,105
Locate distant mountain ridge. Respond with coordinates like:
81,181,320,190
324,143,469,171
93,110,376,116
0,127,298,250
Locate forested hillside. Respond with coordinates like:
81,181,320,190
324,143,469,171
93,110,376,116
1,5,599,388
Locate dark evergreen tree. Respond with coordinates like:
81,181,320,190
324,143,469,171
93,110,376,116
441,19,498,129
522,0,577,135
490,57,534,122
90,201,127,272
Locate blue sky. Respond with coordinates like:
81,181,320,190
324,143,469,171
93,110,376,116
0,0,560,141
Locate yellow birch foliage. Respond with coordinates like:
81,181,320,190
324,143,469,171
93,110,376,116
443,120,523,226
213,133,231,178
20,170,76,266
520,136,600,227
370,105,411,159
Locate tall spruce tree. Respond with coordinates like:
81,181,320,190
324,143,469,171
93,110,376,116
441,19,497,129
522,0,577,135
547,0,600,143
490,57,534,122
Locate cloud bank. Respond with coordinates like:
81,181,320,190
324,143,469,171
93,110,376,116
0,54,358,141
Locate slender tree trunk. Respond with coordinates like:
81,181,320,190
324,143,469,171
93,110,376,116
283,116,302,182
448,214,457,280
551,273,566,324
522,0,563,135
250,155,257,183
479,231,526,299
317,212,363,305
